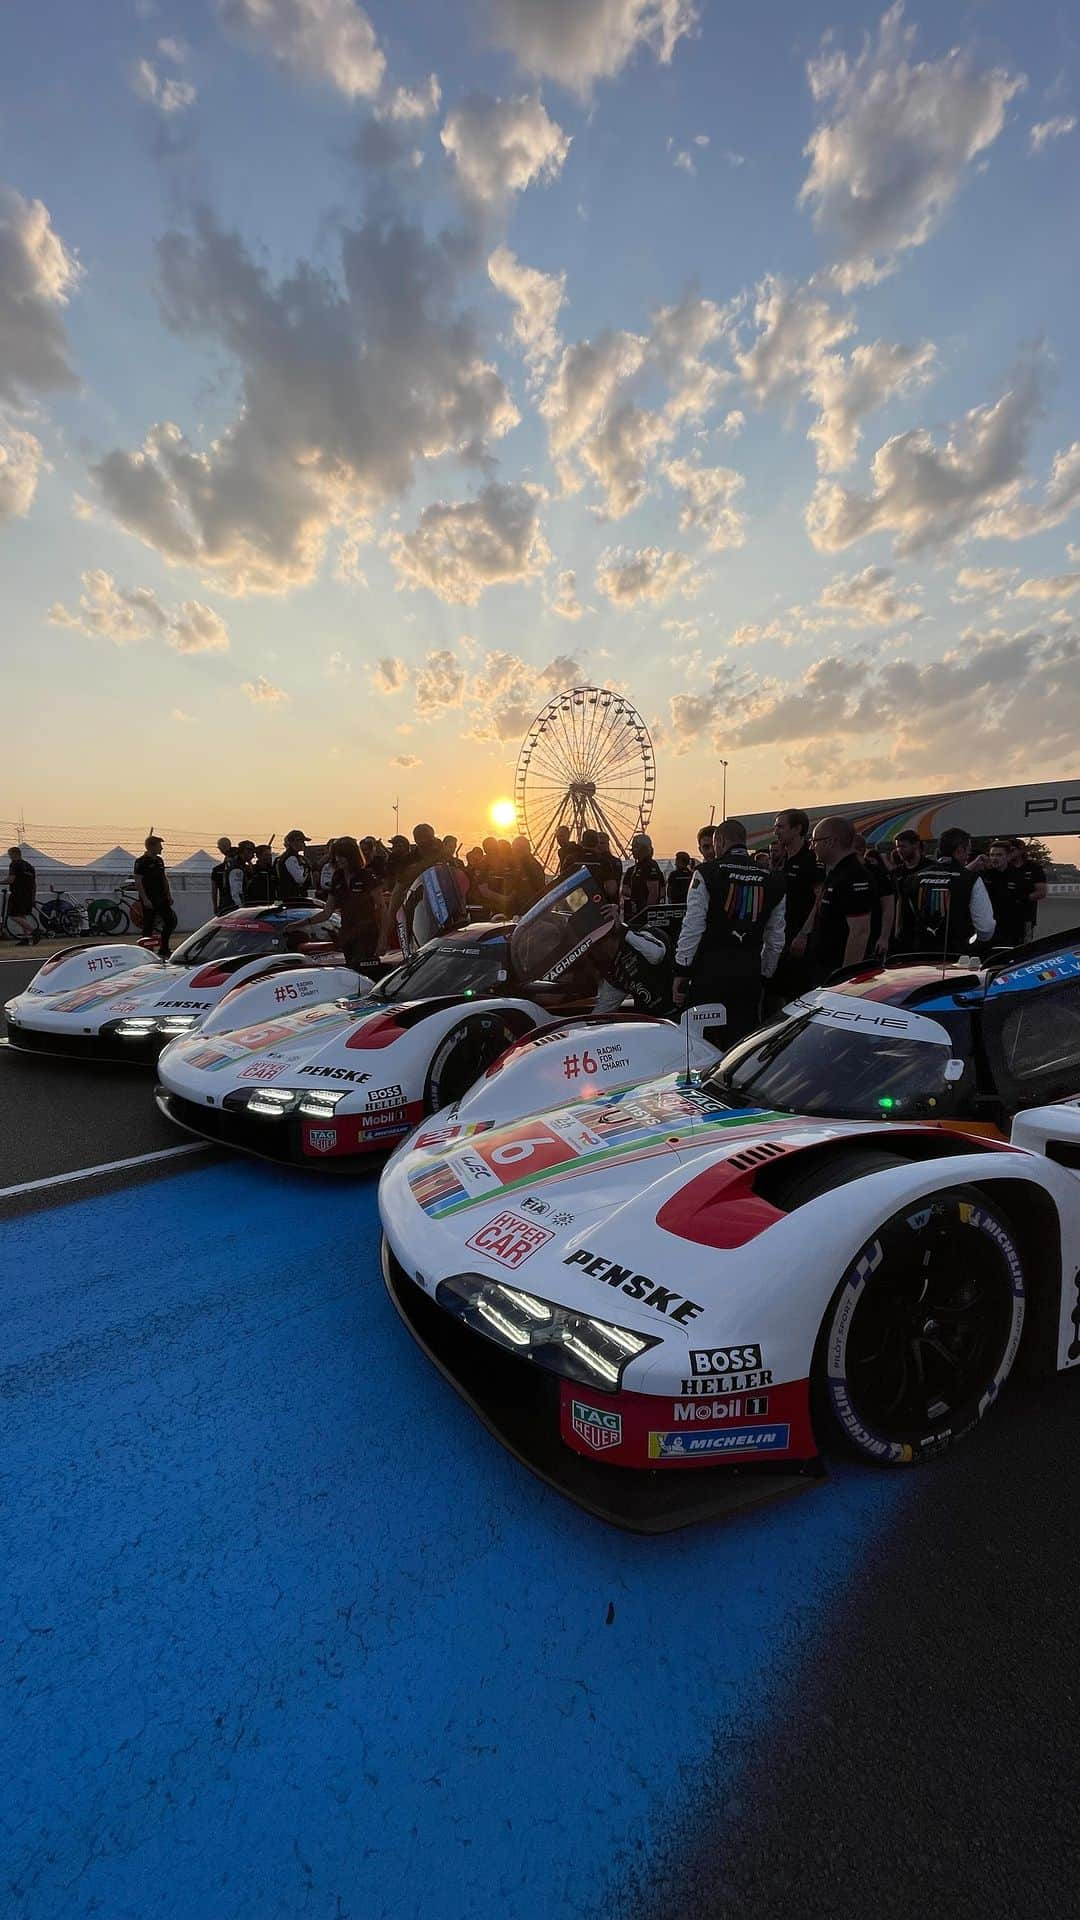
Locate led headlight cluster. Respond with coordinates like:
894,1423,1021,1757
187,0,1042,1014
435,1274,659,1389
222,1087,349,1121
115,1015,198,1038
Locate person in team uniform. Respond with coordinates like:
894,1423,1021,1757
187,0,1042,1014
243,845,276,906
666,851,694,905
6,846,38,942
672,818,786,1043
1007,839,1047,939
210,835,234,916
767,809,818,1008
889,831,931,950
853,832,896,960
621,833,665,917
275,829,311,902
981,840,1028,947
134,833,177,958
326,837,382,967
799,817,873,985
907,827,995,956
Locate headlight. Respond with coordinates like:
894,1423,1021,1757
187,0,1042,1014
434,1275,659,1389
158,1015,197,1036
117,1014,198,1038
222,1087,349,1120
116,1018,157,1037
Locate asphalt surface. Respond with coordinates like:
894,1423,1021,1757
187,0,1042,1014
0,957,180,1189
3,939,1080,1919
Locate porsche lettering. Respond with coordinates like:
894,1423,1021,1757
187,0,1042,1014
563,1248,704,1324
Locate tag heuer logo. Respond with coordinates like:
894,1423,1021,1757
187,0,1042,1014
308,1128,338,1154
571,1399,622,1452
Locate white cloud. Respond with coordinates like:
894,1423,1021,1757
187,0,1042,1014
371,655,408,693
326,649,351,675
800,4,1024,285
662,458,746,549
48,568,230,650
171,708,192,723
672,147,696,176
487,0,698,98
0,185,81,405
441,95,570,206
722,409,745,437
807,364,1080,555
169,601,230,652
390,481,550,605
392,752,422,766
0,423,43,522
1014,572,1080,602
217,0,385,99
550,568,583,618
413,648,467,715
130,57,197,112
818,563,923,626
93,206,518,593
596,544,701,606
950,565,1018,601
1029,116,1076,154
734,275,935,472
157,37,188,63
241,674,289,703
488,245,566,374
382,74,441,121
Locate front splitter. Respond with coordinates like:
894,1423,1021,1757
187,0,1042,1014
381,1237,824,1533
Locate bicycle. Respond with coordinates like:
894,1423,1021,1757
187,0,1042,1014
2,886,85,943
86,882,139,937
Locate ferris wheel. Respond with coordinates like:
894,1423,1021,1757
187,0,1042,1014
514,686,656,871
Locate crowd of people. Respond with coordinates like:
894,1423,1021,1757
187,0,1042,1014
5,815,1054,1034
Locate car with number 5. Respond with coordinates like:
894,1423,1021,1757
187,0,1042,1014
378,928,1080,1530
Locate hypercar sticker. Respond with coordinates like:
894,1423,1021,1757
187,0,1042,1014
465,1212,555,1269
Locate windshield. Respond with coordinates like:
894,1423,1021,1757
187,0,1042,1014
373,940,508,1002
509,867,613,982
707,1012,971,1120
172,922,285,965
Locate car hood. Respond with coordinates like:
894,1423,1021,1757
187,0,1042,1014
157,994,393,1093
11,962,216,1026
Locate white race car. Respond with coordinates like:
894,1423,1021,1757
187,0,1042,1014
154,877,708,1164
2,905,358,1063
379,930,1080,1530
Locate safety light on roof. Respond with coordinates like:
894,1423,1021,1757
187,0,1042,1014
878,1096,897,1110
435,1274,657,1388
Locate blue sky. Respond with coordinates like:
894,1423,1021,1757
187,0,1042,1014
3,0,1079,852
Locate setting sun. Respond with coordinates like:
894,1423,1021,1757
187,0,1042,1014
489,798,517,831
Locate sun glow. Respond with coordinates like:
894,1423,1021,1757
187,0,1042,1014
489,798,517,830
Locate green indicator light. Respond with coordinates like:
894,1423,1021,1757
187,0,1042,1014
878,1096,897,1109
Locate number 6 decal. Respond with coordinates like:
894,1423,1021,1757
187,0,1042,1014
490,1140,538,1166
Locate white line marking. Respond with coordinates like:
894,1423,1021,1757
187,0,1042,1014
0,1142,207,1200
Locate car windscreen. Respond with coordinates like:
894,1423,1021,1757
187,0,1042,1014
509,868,613,983
705,1013,970,1120
172,923,285,965
373,941,507,1002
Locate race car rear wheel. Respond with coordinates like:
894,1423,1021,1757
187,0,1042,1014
424,1013,526,1114
815,1186,1026,1465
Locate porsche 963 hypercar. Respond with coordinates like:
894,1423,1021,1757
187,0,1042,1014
2,904,361,1063
379,928,1080,1530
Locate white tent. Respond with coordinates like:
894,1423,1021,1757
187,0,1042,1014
174,849,218,872
18,842,71,871
87,845,139,869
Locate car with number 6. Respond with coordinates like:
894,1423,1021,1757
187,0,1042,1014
378,928,1080,1530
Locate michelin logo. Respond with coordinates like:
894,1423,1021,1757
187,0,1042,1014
648,1424,790,1460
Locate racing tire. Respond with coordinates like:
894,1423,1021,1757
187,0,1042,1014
812,1181,1026,1466
424,1013,527,1114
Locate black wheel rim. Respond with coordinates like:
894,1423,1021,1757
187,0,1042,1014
435,1023,509,1108
844,1207,1016,1440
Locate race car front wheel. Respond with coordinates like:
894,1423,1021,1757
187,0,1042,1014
816,1186,1026,1465
424,1013,526,1114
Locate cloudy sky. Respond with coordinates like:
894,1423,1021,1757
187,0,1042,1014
3,0,1079,852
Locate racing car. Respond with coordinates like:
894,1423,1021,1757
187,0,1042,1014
378,928,1080,1531
2,904,363,1063
153,873,703,1165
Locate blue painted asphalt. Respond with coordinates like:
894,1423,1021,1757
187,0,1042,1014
2,1165,908,1920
